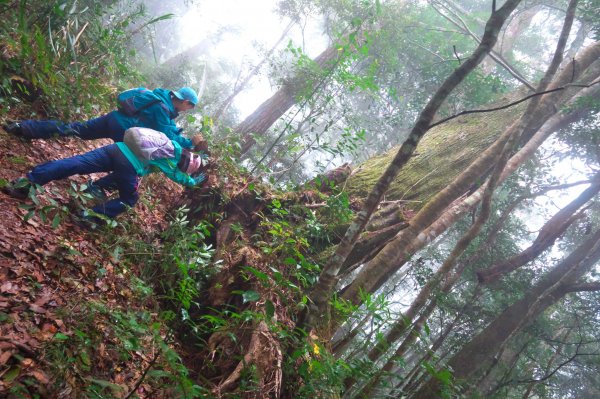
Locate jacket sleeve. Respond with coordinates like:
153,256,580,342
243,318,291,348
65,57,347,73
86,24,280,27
140,104,193,149
149,159,196,187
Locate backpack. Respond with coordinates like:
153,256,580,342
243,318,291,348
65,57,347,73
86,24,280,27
117,88,162,116
123,127,175,162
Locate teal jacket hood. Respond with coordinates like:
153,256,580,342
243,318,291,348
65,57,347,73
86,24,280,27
151,88,178,119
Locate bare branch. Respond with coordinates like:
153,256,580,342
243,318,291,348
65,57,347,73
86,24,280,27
566,281,600,293
430,0,536,90
429,79,600,130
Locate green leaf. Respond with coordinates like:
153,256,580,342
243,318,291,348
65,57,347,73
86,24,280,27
52,213,61,229
53,332,69,341
244,266,269,282
147,370,171,378
436,368,452,385
85,377,126,392
265,300,275,319
242,290,260,303
24,209,36,222
3,366,20,382
79,351,91,367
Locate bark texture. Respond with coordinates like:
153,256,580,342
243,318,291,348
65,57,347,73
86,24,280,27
412,229,600,398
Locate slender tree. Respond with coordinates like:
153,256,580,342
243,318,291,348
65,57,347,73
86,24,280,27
412,229,600,398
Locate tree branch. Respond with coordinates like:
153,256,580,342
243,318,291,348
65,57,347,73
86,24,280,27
431,0,536,90
429,79,600,130
301,0,524,333
566,281,600,293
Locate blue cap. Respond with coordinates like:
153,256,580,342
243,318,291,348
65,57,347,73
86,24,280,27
172,87,199,106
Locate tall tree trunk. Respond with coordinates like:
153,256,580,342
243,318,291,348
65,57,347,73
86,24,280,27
353,136,517,396
300,0,524,334
213,20,294,122
411,229,600,398
474,337,531,396
161,36,215,68
235,36,355,156
370,178,598,389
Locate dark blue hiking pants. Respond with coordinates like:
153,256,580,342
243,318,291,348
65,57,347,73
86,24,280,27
20,111,127,141
27,144,139,218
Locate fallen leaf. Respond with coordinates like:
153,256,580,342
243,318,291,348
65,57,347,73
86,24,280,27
0,350,13,366
26,219,39,227
34,294,52,307
41,323,57,333
32,270,45,282
30,369,50,384
0,342,14,350
29,304,46,314
0,281,17,294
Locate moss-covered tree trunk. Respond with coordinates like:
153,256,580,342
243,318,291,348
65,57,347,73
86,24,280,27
340,41,600,307
301,0,524,334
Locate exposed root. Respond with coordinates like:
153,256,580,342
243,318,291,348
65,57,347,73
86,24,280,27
211,321,282,398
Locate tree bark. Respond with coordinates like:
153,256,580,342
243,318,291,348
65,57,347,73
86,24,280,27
160,36,214,68
213,20,294,122
235,38,353,156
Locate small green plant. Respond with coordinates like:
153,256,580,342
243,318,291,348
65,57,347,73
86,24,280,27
6,155,28,165
18,184,70,229
285,338,353,398
45,301,208,398
158,206,217,314
256,199,322,289
17,181,119,229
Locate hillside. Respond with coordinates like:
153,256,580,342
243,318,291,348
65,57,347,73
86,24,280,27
0,116,200,396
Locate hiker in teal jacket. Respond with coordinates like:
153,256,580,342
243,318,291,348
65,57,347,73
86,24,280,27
4,87,198,149
3,130,208,222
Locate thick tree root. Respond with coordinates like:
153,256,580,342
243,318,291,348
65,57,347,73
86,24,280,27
211,321,282,398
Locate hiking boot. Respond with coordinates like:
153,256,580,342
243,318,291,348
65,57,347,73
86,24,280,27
3,122,24,137
1,178,32,200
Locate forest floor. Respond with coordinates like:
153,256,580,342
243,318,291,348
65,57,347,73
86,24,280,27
0,110,190,397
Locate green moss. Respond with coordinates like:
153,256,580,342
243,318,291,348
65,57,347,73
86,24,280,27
346,96,527,211
315,245,337,266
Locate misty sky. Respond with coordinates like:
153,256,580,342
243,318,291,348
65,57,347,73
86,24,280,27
177,0,327,118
